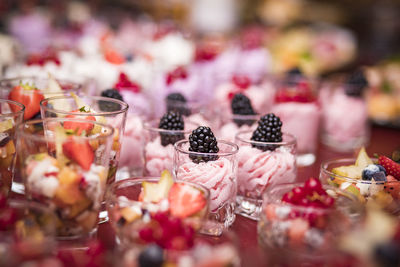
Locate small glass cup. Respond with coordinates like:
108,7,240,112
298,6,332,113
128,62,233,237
16,118,114,239
272,75,321,166
258,183,361,262
106,177,210,248
174,139,239,236
235,130,297,220
143,119,199,177
0,99,24,196
320,81,369,152
320,158,400,214
217,113,259,142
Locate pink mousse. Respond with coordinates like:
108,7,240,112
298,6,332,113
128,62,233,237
176,158,236,212
119,114,144,171
272,102,320,153
144,137,175,177
320,87,368,143
237,146,296,198
218,122,253,143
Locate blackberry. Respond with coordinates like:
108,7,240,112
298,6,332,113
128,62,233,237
138,245,164,267
231,93,257,127
166,92,191,116
251,113,283,151
286,67,303,77
99,89,124,112
286,67,304,86
158,111,185,146
374,241,400,267
189,126,219,163
345,69,368,97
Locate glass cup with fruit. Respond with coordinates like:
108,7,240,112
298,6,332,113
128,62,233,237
320,147,400,214
107,170,210,249
174,126,239,236
258,178,361,263
235,114,297,220
271,70,321,166
0,195,58,266
320,70,370,152
143,111,199,177
16,118,114,239
0,99,24,197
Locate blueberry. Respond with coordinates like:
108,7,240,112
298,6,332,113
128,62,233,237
374,241,400,267
138,245,164,267
362,164,387,181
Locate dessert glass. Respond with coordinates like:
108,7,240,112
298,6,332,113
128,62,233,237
258,183,360,262
320,82,369,152
106,177,210,247
16,118,114,239
320,158,400,214
174,139,239,236
272,76,321,166
143,119,199,177
235,130,297,220
0,99,24,196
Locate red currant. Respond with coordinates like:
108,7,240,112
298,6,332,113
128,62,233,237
139,227,154,243
282,192,294,203
320,195,335,208
291,187,306,204
0,207,17,230
304,177,324,195
0,193,7,209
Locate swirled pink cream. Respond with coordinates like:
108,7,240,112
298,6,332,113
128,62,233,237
272,102,320,153
144,136,175,176
176,158,236,212
218,122,253,143
119,114,144,170
237,146,296,198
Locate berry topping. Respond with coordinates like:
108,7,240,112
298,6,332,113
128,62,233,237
26,50,60,66
138,245,164,267
99,89,124,112
362,164,387,181
251,113,283,151
166,66,188,86
195,43,219,62
231,93,257,127
62,137,94,170
379,156,400,180
166,92,190,116
8,83,44,120
286,67,303,77
232,75,251,90
189,126,219,163
168,183,206,218
345,69,368,97
114,72,141,93
64,110,96,135
158,111,185,147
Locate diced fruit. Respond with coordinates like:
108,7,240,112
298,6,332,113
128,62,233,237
288,218,309,246
92,116,107,134
70,93,90,111
342,183,365,203
55,183,85,205
64,110,96,135
141,170,174,203
9,84,44,120
120,207,140,223
362,164,387,181
384,176,400,199
168,183,206,218
355,147,373,168
68,198,92,218
0,120,13,132
58,166,80,185
77,211,98,231
379,156,400,180
332,165,363,179
62,137,94,170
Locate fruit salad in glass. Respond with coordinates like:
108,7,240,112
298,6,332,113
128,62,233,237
16,118,114,238
320,147,400,214
107,170,209,248
258,178,359,260
0,99,24,196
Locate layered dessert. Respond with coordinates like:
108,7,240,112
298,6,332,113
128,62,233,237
320,70,369,151
235,114,297,219
321,147,400,214
175,126,238,233
0,118,18,196
108,170,208,247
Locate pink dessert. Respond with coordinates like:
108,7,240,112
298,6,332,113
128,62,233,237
176,157,235,212
218,122,253,142
237,146,296,198
144,136,175,177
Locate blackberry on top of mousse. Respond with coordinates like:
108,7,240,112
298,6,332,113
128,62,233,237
231,93,257,127
158,110,185,147
251,113,283,151
189,126,219,163
166,92,191,116
345,69,368,97
99,88,125,112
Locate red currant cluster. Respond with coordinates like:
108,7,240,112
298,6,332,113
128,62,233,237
114,72,141,93
57,240,109,267
282,178,335,227
139,212,195,251
26,51,60,66
166,66,188,85
275,81,316,103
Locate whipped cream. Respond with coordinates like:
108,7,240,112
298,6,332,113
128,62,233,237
144,136,175,177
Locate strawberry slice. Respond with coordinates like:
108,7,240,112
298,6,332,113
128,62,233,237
8,84,44,120
168,183,206,218
64,108,96,135
379,156,400,180
62,137,94,170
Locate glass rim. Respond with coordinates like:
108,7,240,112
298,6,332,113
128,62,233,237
143,119,199,134
0,76,82,92
319,157,395,184
107,176,211,205
40,95,129,116
0,99,25,118
229,113,260,121
174,139,239,157
262,182,357,213
235,130,297,147
16,117,115,142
